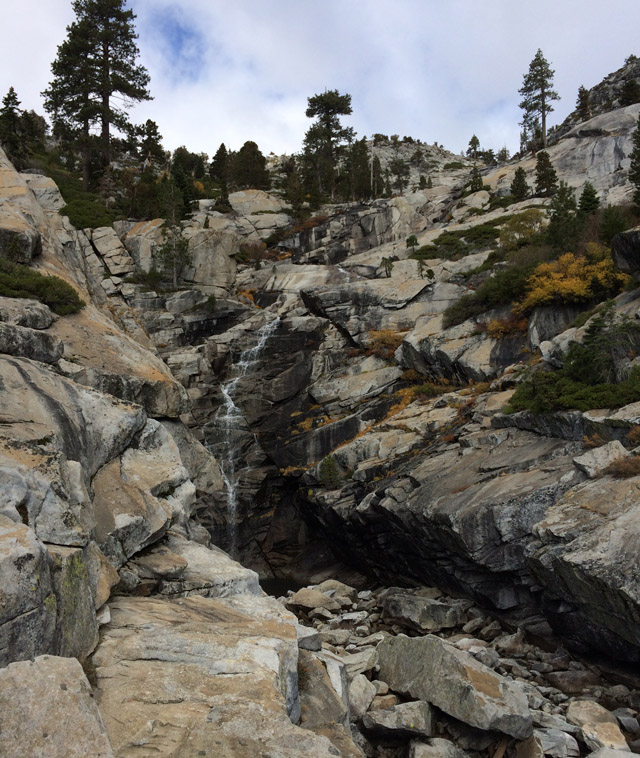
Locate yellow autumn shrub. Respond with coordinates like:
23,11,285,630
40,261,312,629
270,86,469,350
516,252,627,314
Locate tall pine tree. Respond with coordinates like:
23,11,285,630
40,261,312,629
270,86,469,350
519,49,559,148
43,0,151,182
302,90,354,201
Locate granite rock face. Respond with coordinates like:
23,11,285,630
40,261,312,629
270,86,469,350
377,634,533,739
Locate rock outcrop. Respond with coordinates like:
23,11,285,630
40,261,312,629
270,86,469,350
4,79,640,756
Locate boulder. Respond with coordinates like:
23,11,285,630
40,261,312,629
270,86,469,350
287,586,341,612
381,590,470,633
0,516,55,666
573,441,629,479
0,655,114,758
0,321,63,363
377,634,532,739
92,594,340,757
410,737,471,758
349,673,377,718
0,296,55,329
362,700,436,739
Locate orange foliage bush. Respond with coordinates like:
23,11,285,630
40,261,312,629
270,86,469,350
517,252,627,314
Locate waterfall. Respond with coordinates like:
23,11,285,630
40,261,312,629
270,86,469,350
210,315,280,556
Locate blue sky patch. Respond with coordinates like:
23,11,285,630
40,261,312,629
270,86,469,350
143,6,209,84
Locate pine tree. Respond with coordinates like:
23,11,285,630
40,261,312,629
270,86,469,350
388,157,410,195
576,85,591,121
157,221,190,288
0,87,24,166
43,0,151,175
510,166,530,201
467,134,480,159
469,166,483,192
620,79,640,107
372,155,383,198
518,49,560,148
210,143,230,202
137,119,164,164
534,150,558,197
629,115,640,207
233,141,270,190
302,90,354,200
546,181,579,250
578,181,600,215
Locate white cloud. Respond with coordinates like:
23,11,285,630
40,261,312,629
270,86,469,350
1,0,639,159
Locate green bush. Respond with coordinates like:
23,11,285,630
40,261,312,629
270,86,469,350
318,455,342,488
507,304,640,413
442,264,534,328
0,258,85,315
60,198,117,230
443,161,465,170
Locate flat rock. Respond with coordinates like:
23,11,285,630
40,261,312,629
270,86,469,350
410,737,471,758
377,634,532,739
573,441,629,479
0,655,114,758
287,586,340,612
92,594,339,757
362,700,436,738
382,590,470,632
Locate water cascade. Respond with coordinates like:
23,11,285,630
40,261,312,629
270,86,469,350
208,315,281,556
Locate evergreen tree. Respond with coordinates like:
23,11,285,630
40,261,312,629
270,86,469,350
302,89,354,200
233,141,270,189
419,174,427,190
469,166,483,192
578,181,600,215
620,79,640,107
406,234,418,256
284,161,305,213
343,137,370,200
157,221,190,288
534,150,558,197
629,115,640,207
0,87,25,166
519,49,560,148
496,147,510,163
210,142,230,201
137,119,164,164
372,154,383,198
388,157,410,195
467,134,480,159
510,166,530,201
546,181,579,250
576,85,591,121
43,0,151,173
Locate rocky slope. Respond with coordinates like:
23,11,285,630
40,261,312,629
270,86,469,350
2,86,640,756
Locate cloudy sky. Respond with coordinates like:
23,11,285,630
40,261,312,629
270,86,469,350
3,1,640,160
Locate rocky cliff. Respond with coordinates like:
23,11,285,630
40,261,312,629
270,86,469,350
2,94,640,757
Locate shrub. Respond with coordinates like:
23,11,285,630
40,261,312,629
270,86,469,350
0,257,85,315
516,253,627,314
443,161,465,170
411,382,451,401
485,314,528,339
366,329,404,361
443,264,533,328
507,304,640,413
603,456,640,479
318,456,342,488
60,198,117,230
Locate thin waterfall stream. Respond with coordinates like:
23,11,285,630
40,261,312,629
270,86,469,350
210,315,281,557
